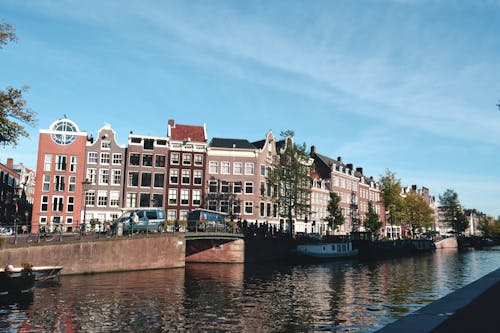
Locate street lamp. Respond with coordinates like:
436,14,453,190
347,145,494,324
81,179,92,239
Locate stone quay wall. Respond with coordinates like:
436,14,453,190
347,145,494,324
0,234,185,275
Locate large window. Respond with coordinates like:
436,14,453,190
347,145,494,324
67,197,74,212
54,175,65,192
194,154,203,166
126,192,137,208
44,154,52,171
41,195,49,211
154,173,164,188
112,153,122,165
233,182,242,194
98,190,108,206
143,139,154,150
169,169,179,184
68,176,76,192
245,201,253,214
87,152,98,164
53,196,64,212
192,190,201,206
100,169,110,185
182,170,190,185
87,168,96,184
245,181,254,194
43,175,50,192
142,154,153,167
112,170,121,185
170,152,180,165
182,153,192,165
152,194,163,207
180,189,189,205
130,153,140,166
100,152,110,164
193,170,203,185
140,193,150,207
221,162,230,174
128,172,139,187
209,161,218,174
110,191,120,207
85,191,95,206
220,181,230,193
233,162,243,175
209,180,218,193
245,162,254,175
155,155,166,167
55,155,67,171
141,172,152,187
168,189,177,205
70,156,77,172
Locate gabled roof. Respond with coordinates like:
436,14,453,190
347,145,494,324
169,124,206,142
251,139,266,149
210,138,257,149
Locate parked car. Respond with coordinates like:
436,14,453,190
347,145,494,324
0,227,13,236
113,209,167,234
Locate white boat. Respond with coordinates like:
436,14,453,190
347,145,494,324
295,241,359,260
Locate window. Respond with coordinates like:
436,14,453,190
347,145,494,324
100,152,110,164
152,193,163,207
141,172,152,187
260,182,265,196
221,181,230,193
53,196,64,212
221,162,230,174
168,189,177,205
101,140,111,149
155,155,166,167
182,170,190,185
112,153,122,165
44,154,52,171
209,180,218,193
233,201,241,215
128,172,139,187
267,203,272,217
55,155,67,171
208,200,217,211
260,165,266,176
69,176,76,192
88,152,98,164
43,175,50,192
233,162,243,175
143,139,154,150
98,191,108,206
194,154,203,166
40,216,47,225
130,153,140,166
154,173,164,188
168,210,177,221
131,137,141,144
245,202,253,214
192,190,201,206
180,189,189,205
110,191,120,207
170,169,179,184
126,193,137,208
220,201,229,213
142,154,153,167
182,154,192,165
100,169,110,185
170,152,180,165
85,191,95,206
209,161,218,174
260,202,265,217
70,156,77,172
156,139,167,146
41,196,49,211
180,210,188,221
233,182,242,194
87,168,96,184
112,170,121,185
245,181,254,194
54,175,65,192
139,193,150,207
245,163,254,175
193,170,202,185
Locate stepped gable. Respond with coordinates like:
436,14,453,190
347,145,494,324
210,138,257,149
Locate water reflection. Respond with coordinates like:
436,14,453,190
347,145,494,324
0,247,498,332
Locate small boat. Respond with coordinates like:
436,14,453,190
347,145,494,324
293,235,359,261
0,265,63,282
0,265,35,296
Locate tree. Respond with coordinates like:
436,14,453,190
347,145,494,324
439,189,468,235
0,21,36,147
364,201,382,235
267,130,312,235
400,192,434,237
379,169,404,225
324,192,344,233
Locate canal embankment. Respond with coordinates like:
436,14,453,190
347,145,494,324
377,267,500,333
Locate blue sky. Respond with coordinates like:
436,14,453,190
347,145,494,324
1,0,499,217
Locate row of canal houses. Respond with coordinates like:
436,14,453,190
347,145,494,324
11,117,386,235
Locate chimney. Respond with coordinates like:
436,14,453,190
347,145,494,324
7,158,13,169
310,145,316,154
168,119,175,127
337,156,342,163
412,185,417,191
356,167,363,174
346,163,353,170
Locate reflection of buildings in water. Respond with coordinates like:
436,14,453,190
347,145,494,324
30,269,186,332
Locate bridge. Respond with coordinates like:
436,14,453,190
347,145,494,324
185,231,244,241
184,231,245,263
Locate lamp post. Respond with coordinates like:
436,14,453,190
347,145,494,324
81,179,92,239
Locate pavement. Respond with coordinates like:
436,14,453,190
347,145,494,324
377,267,500,333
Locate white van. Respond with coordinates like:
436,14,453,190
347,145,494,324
114,209,166,233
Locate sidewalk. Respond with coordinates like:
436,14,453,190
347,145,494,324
377,267,500,333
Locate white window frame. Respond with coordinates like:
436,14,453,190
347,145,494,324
209,161,218,174
221,161,230,174
245,162,254,175
88,152,98,164
233,162,243,175
44,154,52,171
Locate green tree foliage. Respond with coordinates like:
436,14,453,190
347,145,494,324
379,169,403,224
0,21,36,147
364,201,382,235
439,189,468,235
268,130,312,235
324,192,344,232
400,192,434,237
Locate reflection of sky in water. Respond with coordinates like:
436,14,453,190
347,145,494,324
1,247,499,332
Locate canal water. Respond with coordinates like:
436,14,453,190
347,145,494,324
1,247,499,332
